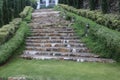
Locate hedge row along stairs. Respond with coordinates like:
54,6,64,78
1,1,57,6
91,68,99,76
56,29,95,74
21,9,115,63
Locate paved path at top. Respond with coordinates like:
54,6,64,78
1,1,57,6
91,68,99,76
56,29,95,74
21,9,115,63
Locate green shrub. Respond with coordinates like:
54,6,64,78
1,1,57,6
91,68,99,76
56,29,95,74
0,32,9,44
9,18,22,25
58,4,120,31
19,6,31,18
24,7,33,22
56,6,120,61
0,21,29,64
0,18,22,45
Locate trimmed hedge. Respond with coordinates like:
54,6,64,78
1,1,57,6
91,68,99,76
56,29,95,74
24,7,34,22
0,21,29,64
0,5,33,64
19,6,33,18
0,18,22,45
58,4,120,31
56,5,120,61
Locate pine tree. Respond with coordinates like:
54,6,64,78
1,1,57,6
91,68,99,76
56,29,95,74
76,0,84,9
119,0,120,13
89,0,95,10
101,0,108,13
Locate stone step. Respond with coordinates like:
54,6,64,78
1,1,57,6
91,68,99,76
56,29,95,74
25,47,89,53
30,33,75,36
21,55,115,63
30,21,69,27
30,26,73,29
31,31,75,33
27,36,79,39
26,39,82,43
34,9,57,13
32,14,60,19
32,11,60,16
23,51,99,58
30,28,74,31
26,43,86,47
30,29,73,32
27,35,78,39
30,23,56,27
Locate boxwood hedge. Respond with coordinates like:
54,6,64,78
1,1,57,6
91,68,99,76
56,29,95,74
58,4,120,31
56,5,120,61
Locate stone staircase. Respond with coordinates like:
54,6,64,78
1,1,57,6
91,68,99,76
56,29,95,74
21,9,115,63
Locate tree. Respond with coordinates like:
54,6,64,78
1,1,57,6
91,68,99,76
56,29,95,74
101,0,108,13
76,0,83,9
89,0,96,10
119,0,120,13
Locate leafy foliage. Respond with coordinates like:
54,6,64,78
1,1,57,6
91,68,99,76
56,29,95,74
0,21,29,64
56,5,120,61
0,18,22,45
0,0,37,27
58,4,120,31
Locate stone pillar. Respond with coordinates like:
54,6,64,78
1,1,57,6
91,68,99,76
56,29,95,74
37,1,40,9
46,0,49,7
55,0,58,5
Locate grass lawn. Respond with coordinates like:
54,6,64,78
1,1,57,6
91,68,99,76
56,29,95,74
0,56,120,80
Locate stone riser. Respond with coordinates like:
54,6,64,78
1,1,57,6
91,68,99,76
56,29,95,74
21,55,114,63
26,39,82,43
31,31,75,33
34,9,54,12
25,47,89,53
29,23,56,27
27,36,79,40
30,28,74,31
23,51,99,58
30,29,74,32
27,36,78,39
26,43,85,47
30,33,75,36
30,26,73,29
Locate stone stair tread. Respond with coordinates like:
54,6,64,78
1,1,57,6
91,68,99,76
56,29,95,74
21,55,115,63
28,35,78,37
30,28,74,31
25,47,89,53
25,43,85,47
30,33,76,36
32,11,60,16
23,50,99,58
27,36,79,39
30,27,73,29
25,46,88,50
31,31,75,33
26,39,82,43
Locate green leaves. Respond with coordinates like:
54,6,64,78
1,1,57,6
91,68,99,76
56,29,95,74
59,4,120,31
0,0,35,27
0,18,22,45
58,5,120,61
0,21,29,64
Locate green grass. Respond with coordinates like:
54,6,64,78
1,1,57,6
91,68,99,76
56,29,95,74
0,43,120,80
0,55,120,80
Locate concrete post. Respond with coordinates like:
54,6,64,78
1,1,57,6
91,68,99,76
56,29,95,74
55,0,58,5
37,1,40,9
46,0,49,7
